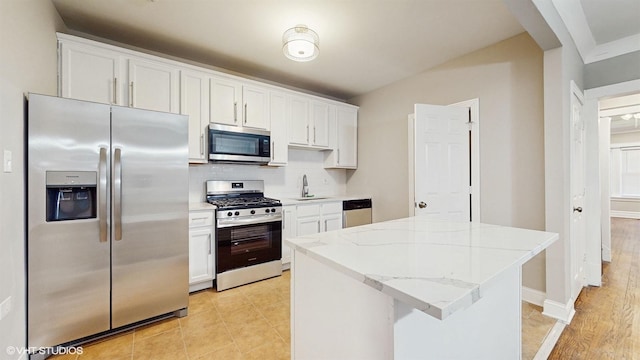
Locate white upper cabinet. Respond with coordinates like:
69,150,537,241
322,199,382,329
127,57,179,113
210,76,269,130
58,39,123,105
181,69,211,163
268,91,288,166
242,85,269,130
210,75,241,126
310,101,330,147
325,104,358,169
289,95,311,146
288,98,331,149
57,33,358,166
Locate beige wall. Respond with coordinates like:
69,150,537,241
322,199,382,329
347,32,547,291
0,1,65,356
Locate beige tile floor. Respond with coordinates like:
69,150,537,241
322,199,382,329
50,269,554,360
50,271,291,360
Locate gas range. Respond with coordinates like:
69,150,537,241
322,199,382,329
206,181,282,225
205,180,282,291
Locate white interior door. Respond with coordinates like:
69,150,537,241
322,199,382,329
570,82,587,301
411,104,470,221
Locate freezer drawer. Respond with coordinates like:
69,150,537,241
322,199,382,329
342,199,372,228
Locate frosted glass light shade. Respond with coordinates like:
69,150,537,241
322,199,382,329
283,25,319,62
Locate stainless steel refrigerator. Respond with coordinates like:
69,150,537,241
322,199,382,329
27,94,189,350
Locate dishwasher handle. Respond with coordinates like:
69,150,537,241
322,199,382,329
343,199,372,211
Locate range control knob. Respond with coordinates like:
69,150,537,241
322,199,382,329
227,212,233,217
250,210,256,215
265,209,271,213
234,211,240,216
271,208,276,213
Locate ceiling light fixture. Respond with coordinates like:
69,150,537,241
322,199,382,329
282,25,319,62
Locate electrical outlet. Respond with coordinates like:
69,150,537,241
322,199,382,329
3,150,12,173
0,296,12,320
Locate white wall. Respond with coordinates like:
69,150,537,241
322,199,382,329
189,149,347,202
347,33,547,291
0,1,66,357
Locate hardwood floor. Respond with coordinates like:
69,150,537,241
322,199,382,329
548,218,640,359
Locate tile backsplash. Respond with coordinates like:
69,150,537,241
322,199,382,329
189,149,347,203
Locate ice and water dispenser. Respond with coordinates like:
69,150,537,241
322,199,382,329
45,171,97,222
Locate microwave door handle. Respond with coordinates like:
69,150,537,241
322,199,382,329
99,147,108,243
114,148,123,241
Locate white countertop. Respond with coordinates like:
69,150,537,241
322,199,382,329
188,202,216,211
278,195,371,206
285,216,558,320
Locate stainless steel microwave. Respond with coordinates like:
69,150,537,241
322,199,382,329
208,124,271,164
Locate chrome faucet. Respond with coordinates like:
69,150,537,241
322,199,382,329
302,174,309,197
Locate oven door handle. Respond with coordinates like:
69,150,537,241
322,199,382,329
217,215,282,228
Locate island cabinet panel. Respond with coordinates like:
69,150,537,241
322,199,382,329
286,216,557,359
291,249,521,360
291,251,394,360
393,265,521,359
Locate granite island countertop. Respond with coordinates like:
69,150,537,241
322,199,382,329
285,216,558,320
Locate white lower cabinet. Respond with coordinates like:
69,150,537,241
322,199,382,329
281,205,297,268
282,201,343,267
188,209,215,292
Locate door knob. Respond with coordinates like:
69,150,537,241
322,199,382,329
418,201,427,209
573,207,583,213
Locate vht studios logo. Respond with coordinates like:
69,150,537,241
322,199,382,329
6,346,84,356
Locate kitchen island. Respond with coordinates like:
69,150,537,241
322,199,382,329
284,216,558,359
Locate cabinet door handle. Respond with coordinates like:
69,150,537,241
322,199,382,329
208,234,212,255
244,103,247,124
271,141,274,161
317,220,320,233
337,149,340,165
233,102,237,123
306,125,309,143
314,126,316,143
113,77,118,105
129,81,134,107
324,219,328,231
200,134,204,156
282,211,285,229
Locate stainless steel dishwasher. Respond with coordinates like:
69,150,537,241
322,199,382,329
342,199,372,228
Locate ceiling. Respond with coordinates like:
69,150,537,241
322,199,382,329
553,0,640,63
50,0,639,100
50,0,525,99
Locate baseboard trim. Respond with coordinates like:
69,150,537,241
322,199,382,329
542,298,576,324
610,211,640,219
533,320,566,360
522,286,546,307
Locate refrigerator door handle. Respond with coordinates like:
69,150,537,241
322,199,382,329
114,147,123,241
99,147,108,242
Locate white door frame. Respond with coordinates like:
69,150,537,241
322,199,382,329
407,99,480,222
450,99,480,222
584,79,640,286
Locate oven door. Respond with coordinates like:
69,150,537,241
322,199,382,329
216,220,282,274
